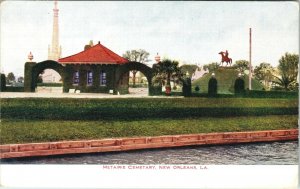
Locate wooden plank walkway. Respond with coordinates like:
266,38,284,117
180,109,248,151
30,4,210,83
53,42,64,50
0,129,298,159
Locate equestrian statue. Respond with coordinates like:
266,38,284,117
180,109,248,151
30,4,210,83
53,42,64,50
218,50,232,66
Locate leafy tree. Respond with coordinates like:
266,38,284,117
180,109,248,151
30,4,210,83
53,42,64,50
123,49,150,87
152,59,182,95
203,62,219,73
254,63,275,89
273,53,299,91
180,64,199,77
17,76,24,83
233,60,249,73
6,72,15,84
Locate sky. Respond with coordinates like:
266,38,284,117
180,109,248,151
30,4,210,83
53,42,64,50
0,1,299,77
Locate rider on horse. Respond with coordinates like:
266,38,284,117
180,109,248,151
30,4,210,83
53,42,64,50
225,50,229,58
219,50,232,67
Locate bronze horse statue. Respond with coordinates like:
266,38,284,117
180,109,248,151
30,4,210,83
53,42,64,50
218,50,232,66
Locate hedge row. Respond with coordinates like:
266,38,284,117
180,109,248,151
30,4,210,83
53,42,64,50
37,83,63,87
243,90,298,98
0,74,6,91
3,98,297,108
4,87,24,92
2,98,297,121
2,106,297,121
189,90,298,98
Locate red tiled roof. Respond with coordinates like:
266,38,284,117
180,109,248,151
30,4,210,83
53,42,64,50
58,42,128,64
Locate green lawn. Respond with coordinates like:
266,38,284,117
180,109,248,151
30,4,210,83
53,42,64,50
1,97,298,144
1,115,297,144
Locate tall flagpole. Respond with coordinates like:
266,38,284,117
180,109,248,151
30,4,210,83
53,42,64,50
249,28,252,90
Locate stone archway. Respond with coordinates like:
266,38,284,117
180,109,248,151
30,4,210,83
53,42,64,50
115,61,155,95
24,60,65,92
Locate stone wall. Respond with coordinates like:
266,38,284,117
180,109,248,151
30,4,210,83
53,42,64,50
1,129,297,159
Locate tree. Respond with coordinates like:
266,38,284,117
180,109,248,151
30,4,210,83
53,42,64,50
152,59,182,95
233,60,249,73
17,76,24,83
273,53,299,91
254,63,275,89
180,64,199,77
6,72,15,84
203,62,219,73
123,49,150,87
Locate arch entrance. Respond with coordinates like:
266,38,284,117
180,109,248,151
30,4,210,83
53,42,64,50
115,62,156,95
24,60,65,92
36,69,62,93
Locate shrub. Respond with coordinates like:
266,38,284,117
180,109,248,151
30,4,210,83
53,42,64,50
37,83,63,87
5,87,24,92
234,78,245,94
1,74,6,91
244,90,298,98
195,85,200,92
182,78,192,97
208,77,218,96
149,86,162,96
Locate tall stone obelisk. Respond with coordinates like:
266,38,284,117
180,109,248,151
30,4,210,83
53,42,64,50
48,0,61,61
44,0,62,83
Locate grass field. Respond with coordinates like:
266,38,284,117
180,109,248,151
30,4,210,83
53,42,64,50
1,115,297,144
1,97,298,144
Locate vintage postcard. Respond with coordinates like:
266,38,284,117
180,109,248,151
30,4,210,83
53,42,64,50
0,1,298,188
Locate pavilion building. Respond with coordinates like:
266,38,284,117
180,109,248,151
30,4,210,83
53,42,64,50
58,41,130,93
25,41,158,95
